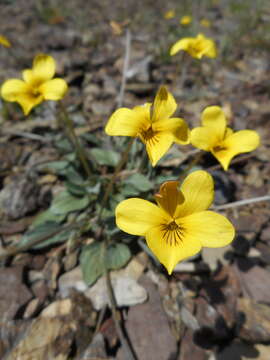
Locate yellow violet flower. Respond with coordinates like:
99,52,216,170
190,106,260,171
200,18,211,28
1,54,68,115
105,86,190,166
164,10,175,19
170,33,217,59
180,15,192,26
116,170,235,274
0,35,11,47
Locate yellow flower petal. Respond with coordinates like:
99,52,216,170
224,127,234,138
213,130,260,171
105,104,151,137
224,129,260,153
16,93,43,115
170,34,217,59
176,170,214,217
200,19,211,28
39,78,68,100
164,10,175,19
153,117,190,144
1,79,30,101
201,106,226,139
180,15,192,26
145,225,202,274
197,34,217,58
152,86,177,122
1,79,43,115
115,198,170,236
0,35,11,47
146,131,174,166
190,126,218,151
207,41,217,58
154,181,184,217
179,210,235,248
22,69,36,85
33,54,56,83
170,38,193,56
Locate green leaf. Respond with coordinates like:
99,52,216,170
51,190,90,215
80,242,131,286
65,181,87,196
122,184,140,196
90,148,120,166
33,208,67,226
38,160,70,174
81,133,101,146
80,242,105,286
55,137,74,153
20,222,70,249
125,173,153,192
85,182,101,195
65,166,84,184
106,243,131,270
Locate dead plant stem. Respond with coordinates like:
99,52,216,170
103,240,136,360
0,219,86,261
117,29,131,108
213,195,270,211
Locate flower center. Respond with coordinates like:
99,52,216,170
189,40,204,55
140,126,158,145
213,145,227,152
31,87,41,97
162,220,184,246
141,126,155,140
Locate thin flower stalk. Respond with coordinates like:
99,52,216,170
98,138,134,222
59,101,92,178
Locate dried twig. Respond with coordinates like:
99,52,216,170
117,29,131,108
97,237,136,360
2,130,52,143
105,265,137,360
0,219,86,261
213,195,270,211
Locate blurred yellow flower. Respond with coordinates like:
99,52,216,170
190,106,260,170
0,35,11,48
170,33,217,59
200,18,211,28
164,10,175,19
1,54,68,115
116,170,235,274
180,15,192,26
105,86,190,166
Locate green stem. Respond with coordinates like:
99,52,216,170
174,52,191,94
59,101,92,178
97,137,134,222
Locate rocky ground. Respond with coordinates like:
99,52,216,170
1,0,270,359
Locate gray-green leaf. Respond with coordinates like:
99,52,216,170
50,190,90,215
80,242,131,286
125,173,153,192
20,222,70,249
90,148,120,167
